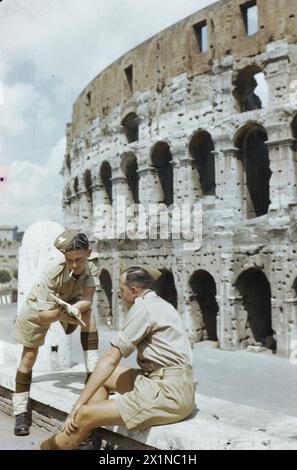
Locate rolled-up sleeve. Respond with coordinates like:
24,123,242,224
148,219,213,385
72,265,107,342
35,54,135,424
84,274,96,288
110,304,151,358
34,270,58,311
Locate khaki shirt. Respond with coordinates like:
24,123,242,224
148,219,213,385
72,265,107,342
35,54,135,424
19,256,99,317
111,291,193,373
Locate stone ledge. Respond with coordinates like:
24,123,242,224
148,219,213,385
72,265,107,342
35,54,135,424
1,340,297,450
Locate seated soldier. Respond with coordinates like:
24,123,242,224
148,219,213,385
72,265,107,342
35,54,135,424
40,266,196,450
12,230,100,437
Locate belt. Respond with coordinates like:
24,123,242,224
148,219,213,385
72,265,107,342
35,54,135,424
143,365,193,379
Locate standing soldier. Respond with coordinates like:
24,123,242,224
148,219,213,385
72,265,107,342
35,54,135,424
12,230,100,436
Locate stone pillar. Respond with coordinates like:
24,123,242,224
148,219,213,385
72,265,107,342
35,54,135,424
213,138,244,219
70,194,80,230
78,189,91,232
18,221,71,372
285,298,297,358
112,175,130,239
138,166,164,205
92,179,113,240
216,254,235,350
266,136,297,210
63,197,72,229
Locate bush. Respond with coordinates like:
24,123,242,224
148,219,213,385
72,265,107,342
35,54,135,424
0,269,12,284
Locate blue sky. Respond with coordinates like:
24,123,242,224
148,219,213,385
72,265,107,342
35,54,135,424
0,0,218,230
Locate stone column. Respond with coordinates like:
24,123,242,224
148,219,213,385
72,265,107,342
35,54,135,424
62,197,72,229
92,179,113,241
112,174,130,239
266,136,297,210
70,193,80,230
213,137,244,219
284,298,297,358
216,254,236,350
18,221,71,372
78,189,92,233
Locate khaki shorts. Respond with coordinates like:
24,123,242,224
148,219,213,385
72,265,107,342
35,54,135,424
115,365,196,432
13,300,79,348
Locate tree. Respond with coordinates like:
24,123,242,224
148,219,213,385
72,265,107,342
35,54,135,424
0,270,12,284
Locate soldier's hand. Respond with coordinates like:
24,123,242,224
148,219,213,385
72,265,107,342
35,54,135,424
65,314,81,325
63,405,81,434
56,305,67,319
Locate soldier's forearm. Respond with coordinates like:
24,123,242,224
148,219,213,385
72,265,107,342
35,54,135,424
72,300,92,312
39,308,63,324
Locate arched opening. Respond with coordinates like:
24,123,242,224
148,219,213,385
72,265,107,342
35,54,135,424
292,115,297,139
151,142,173,207
156,269,178,309
100,161,112,204
235,268,276,351
73,177,79,196
122,112,139,143
235,123,271,217
98,269,113,326
65,154,71,172
122,153,139,203
84,169,93,208
189,131,216,195
189,270,218,341
233,65,268,112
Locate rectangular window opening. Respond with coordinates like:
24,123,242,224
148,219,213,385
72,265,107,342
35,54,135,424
86,91,91,106
241,1,259,36
125,65,133,93
193,21,208,54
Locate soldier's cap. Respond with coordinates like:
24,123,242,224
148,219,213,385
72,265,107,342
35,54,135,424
122,264,162,281
54,230,89,253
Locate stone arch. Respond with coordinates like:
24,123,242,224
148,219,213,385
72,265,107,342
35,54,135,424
233,65,268,112
121,152,139,203
189,270,219,341
156,269,178,309
235,122,271,218
100,161,112,204
189,130,216,195
98,269,113,326
151,141,173,206
234,268,276,351
121,112,139,143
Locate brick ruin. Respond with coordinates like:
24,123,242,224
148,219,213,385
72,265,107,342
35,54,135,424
61,0,297,357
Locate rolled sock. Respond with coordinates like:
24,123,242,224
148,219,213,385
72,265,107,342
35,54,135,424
15,370,32,393
81,331,99,373
80,331,98,350
83,350,100,373
12,391,30,416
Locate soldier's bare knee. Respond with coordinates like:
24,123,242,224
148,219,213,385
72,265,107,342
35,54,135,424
76,405,92,428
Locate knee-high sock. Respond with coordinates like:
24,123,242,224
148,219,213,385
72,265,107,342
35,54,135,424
80,331,99,373
13,370,32,416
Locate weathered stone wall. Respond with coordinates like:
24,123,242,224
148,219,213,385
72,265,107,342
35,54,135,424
62,0,297,357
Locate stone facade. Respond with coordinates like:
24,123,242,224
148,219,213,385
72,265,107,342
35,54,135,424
62,0,297,357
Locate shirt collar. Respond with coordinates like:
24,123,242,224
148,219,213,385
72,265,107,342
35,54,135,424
134,291,157,303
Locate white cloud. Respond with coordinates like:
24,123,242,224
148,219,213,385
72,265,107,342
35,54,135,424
0,81,56,136
0,137,65,230
0,0,217,99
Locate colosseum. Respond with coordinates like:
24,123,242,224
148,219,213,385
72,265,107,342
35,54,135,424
61,0,297,358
